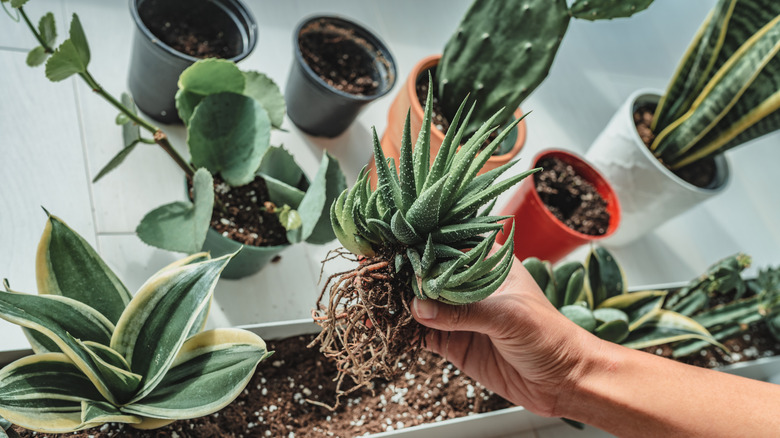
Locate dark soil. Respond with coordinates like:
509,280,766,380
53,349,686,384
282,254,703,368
299,20,385,96
414,70,505,155
140,0,238,59
191,174,289,248
534,157,611,236
634,105,717,188
12,334,512,438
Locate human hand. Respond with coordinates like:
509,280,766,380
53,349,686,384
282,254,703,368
412,254,602,417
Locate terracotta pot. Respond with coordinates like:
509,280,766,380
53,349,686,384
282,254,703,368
585,89,730,246
286,15,397,138
369,54,527,184
497,149,620,264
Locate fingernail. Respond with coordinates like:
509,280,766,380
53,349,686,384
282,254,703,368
414,298,438,320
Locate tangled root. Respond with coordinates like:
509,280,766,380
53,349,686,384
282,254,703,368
309,248,426,407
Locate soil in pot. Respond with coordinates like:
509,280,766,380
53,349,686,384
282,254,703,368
191,174,288,248
299,20,386,96
534,157,611,236
634,104,717,188
139,0,241,59
415,70,509,156
11,334,512,438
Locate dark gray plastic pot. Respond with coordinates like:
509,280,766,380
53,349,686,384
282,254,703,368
128,0,257,124
202,228,288,280
286,16,397,138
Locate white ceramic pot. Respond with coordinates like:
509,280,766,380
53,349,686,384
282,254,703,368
585,89,730,247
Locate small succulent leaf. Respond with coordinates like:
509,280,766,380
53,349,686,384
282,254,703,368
120,93,141,147
459,114,526,195
447,232,503,287
39,12,56,46
411,279,426,300
668,289,710,317
621,310,721,350
441,127,496,210
443,167,540,223
81,400,140,426
438,242,514,303
188,93,271,186
391,210,423,245
257,146,307,189
405,177,446,235
559,305,597,332
135,168,214,254
425,96,468,192
366,218,394,243
70,334,142,403
279,206,303,232
553,261,585,308
413,74,434,194
37,213,131,324
692,295,760,329
398,110,416,213
0,353,105,434
422,256,467,299
115,113,130,125
460,160,518,201
420,235,435,277
593,319,629,344
260,175,306,209
25,46,47,66
586,246,626,307
592,308,629,325
44,15,90,81
523,257,554,303
242,70,285,128
372,128,403,212
121,329,271,420
569,0,654,21
407,249,423,278
599,290,667,331
177,58,245,98
82,341,132,372
92,143,138,183
303,153,347,245
563,267,586,307
431,244,465,259
111,254,233,403
432,221,503,244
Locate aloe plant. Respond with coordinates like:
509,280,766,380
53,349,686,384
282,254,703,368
437,0,655,138
662,254,780,358
0,212,272,433
524,247,720,349
331,76,537,304
650,0,780,169
5,3,345,257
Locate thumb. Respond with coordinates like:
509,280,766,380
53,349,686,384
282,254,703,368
412,297,501,337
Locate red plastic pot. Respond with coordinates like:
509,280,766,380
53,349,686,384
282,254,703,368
497,149,620,264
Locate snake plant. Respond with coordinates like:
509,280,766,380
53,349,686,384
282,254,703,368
437,0,655,138
524,247,719,349
5,4,345,256
331,75,537,304
651,0,780,169
0,213,272,433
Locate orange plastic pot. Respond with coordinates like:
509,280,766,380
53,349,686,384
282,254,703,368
497,149,621,264
368,54,527,185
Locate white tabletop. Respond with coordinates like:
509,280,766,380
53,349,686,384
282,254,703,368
0,2,777,436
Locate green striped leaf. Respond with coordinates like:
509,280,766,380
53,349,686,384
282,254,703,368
0,353,103,433
372,128,403,213
621,310,720,350
37,213,131,324
405,178,446,235
111,254,233,403
598,290,667,331
413,74,434,195
585,247,626,307
122,329,271,420
443,168,540,223
424,97,468,192
594,319,629,344
431,221,503,244
438,240,513,304
399,110,416,213
391,210,422,245
81,400,140,426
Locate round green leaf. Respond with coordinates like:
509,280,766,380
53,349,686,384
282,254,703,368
187,93,271,186
560,305,597,332
26,46,47,67
242,71,285,128
178,58,245,96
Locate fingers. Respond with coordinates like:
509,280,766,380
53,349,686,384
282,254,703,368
412,297,503,338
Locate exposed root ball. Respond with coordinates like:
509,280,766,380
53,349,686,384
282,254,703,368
309,248,426,406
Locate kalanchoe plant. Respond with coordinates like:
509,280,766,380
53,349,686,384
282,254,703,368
437,0,655,139
310,76,537,401
524,247,719,348
649,0,780,169
6,4,345,266
0,213,272,433
661,254,780,358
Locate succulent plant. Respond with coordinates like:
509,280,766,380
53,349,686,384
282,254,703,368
330,76,538,304
0,213,271,433
524,247,719,348
650,0,780,169
437,0,655,137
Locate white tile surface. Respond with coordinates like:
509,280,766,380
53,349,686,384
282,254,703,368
1,1,780,436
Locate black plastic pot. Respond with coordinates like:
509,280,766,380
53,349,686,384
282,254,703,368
128,0,257,124
286,16,397,138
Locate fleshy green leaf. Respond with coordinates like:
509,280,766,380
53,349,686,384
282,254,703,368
111,254,233,403
242,71,285,128
136,168,214,254
81,400,140,426
257,146,307,189
122,329,271,420
187,93,271,186
37,213,131,323
278,206,302,232
413,74,434,194
293,153,346,244
586,246,626,307
560,305,597,332
261,175,306,209
570,0,654,21
175,59,245,123
622,310,720,350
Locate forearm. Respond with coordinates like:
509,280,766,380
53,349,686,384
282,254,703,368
557,339,780,437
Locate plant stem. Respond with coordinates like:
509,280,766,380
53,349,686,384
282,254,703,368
19,7,48,51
